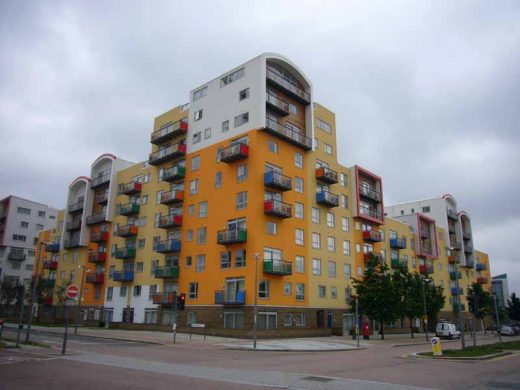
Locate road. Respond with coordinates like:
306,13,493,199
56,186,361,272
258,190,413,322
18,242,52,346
1,326,519,389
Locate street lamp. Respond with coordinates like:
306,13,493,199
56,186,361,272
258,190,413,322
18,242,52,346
450,247,466,349
74,264,90,334
253,252,259,350
26,241,49,343
421,277,430,342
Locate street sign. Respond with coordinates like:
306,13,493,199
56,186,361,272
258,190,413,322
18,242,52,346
66,285,79,299
431,337,442,356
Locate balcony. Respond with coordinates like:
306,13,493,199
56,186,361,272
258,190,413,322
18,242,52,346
389,238,407,249
358,185,382,202
316,191,339,207
46,242,60,253
363,230,383,242
152,292,175,305
419,265,434,274
264,199,292,218
462,230,471,240
0,210,6,219
264,171,292,191
41,279,56,288
44,296,53,305
43,260,58,270
391,258,407,269
66,219,82,231
150,119,188,145
153,266,179,279
477,277,488,284
215,290,246,305
86,213,107,226
94,192,109,205
217,228,247,245
266,92,290,116
315,167,338,184
448,224,456,234
88,251,107,263
117,225,138,237
420,228,430,239
8,250,25,261
263,258,292,275
149,143,187,166
359,207,383,221
447,209,458,221
266,67,311,104
91,172,111,189
120,181,142,195
464,243,473,253
157,214,183,229
86,273,104,284
476,263,487,271
451,288,463,296
113,270,134,282
63,238,81,249
220,143,249,163
263,116,312,150
91,231,108,242
160,190,184,205
68,200,84,214
162,164,186,182
364,252,384,263
119,203,140,216
448,255,457,264
155,239,181,254
450,241,461,250
461,260,474,268
450,271,462,280
114,247,136,259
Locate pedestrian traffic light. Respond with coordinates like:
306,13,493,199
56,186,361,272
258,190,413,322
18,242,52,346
177,293,186,311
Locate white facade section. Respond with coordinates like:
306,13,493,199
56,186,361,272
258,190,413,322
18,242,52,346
105,285,160,323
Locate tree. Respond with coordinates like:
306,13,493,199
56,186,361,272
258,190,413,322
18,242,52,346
507,293,520,321
467,283,493,331
393,269,424,338
424,282,445,332
54,279,71,305
353,256,401,340
0,278,18,305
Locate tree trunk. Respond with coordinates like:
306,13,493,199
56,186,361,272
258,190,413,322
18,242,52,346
481,318,486,334
409,317,414,338
380,320,384,340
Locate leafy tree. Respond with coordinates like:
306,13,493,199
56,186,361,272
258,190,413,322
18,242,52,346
424,282,445,332
467,283,493,331
393,269,424,338
353,256,400,339
507,293,520,321
0,279,18,305
54,279,72,305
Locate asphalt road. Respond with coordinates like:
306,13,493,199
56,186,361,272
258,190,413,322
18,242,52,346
1,326,519,390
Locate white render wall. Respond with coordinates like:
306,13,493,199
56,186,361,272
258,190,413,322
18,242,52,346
105,285,160,323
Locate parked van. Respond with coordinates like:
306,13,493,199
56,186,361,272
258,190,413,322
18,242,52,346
436,322,461,339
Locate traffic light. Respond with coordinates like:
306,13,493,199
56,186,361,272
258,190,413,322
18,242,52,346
177,293,186,311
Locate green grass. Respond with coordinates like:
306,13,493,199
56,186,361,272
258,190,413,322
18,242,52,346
418,341,520,358
495,341,520,350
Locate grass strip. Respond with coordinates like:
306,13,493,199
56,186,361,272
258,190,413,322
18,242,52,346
418,341,520,358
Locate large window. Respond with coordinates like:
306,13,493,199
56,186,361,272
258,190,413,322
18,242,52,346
295,256,304,273
258,280,270,298
234,112,249,127
196,254,206,272
328,261,337,277
295,229,304,246
224,311,244,329
144,309,158,324
312,233,321,249
221,67,245,86
296,284,305,300
312,258,321,275
236,191,247,210
284,314,305,327
189,282,198,299
258,312,277,330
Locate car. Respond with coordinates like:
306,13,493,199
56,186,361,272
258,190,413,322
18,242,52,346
511,323,520,335
436,322,461,339
499,325,516,336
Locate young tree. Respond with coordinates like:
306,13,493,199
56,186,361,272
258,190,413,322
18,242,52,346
394,269,424,338
507,293,520,321
353,255,401,339
424,282,445,332
54,279,72,305
467,283,493,331
0,279,18,305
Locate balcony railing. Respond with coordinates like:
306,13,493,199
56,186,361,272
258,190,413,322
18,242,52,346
476,263,487,271
40,278,56,288
91,172,111,189
263,116,312,150
114,247,136,259
263,258,292,275
451,288,463,296
162,164,186,182
86,213,107,226
43,260,58,269
215,290,246,305
447,209,458,221
453,303,465,312
315,167,338,184
217,228,247,245
91,231,108,242
68,200,84,214
154,239,181,254
266,92,290,116
94,192,109,205
448,255,457,264
316,191,339,207
63,238,81,249
150,119,188,144
220,143,249,163
448,224,456,234
120,181,142,195
389,237,407,249
364,252,384,263
464,243,473,253
450,271,462,280
153,266,179,279
266,67,311,104
419,265,434,274
6,251,24,261
119,203,140,216
363,230,383,242
46,242,60,253
391,258,407,269
358,185,382,202
264,171,292,191
420,228,430,239
157,214,183,229
117,224,138,237
462,230,471,240
113,270,134,282
88,251,107,263
359,206,382,221
160,190,184,205
149,143,187,166
152,292,175,305
450,241,461,250
264,199,292,218
86,273,104,284
66,219,82,231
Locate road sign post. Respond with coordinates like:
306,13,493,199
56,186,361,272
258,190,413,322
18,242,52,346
62,285,78,355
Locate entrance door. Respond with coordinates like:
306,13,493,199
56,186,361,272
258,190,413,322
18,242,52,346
327,312,333,328
317,310,325,328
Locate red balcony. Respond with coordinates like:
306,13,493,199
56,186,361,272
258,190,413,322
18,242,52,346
86,273,105,284
363,230,383,242
419,265,427,273
88,251,107,263
91,231,109,242
158,214,183,229
263,199,292,218
448,255,457,264
120,181,142,195
220,143,249,163
150,119,188,145
152,292,175,305
160,190,184,205
477,277,488,284
117,225,138,237
364,252,384,263
43,260,58,270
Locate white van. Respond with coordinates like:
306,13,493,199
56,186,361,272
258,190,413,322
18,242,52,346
436,322,461,339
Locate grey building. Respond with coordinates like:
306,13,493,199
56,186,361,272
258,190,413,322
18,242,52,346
492,273,510,309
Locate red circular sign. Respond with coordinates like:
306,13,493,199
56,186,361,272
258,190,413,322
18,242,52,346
66,285,79,299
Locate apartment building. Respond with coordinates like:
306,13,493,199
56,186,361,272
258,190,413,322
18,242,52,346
0,195,58,286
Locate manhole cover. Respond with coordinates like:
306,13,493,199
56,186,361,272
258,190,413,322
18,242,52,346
302,376,335,383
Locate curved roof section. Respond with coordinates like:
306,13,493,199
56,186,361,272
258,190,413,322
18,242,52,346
263,52,312,90
91,153,117,169
442,193,457,207
68,176,90,190
458,211,471,222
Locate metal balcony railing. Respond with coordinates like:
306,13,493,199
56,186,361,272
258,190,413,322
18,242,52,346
264,171,292,191
150,119,188,144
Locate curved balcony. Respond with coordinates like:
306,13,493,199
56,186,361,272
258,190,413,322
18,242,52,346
68,201,84,214
266,92,290,116
153,266,179,279
266,67,311,104
117,224,138,237
154,239,181,254
447,209,458,221
160,190,184,205
91,172,111,189
315,167,338,184
264,199,292,218
264,171,292,191
220,143,249,163
150,119,188,145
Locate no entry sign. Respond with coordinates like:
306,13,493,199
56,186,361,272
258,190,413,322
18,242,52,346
66,285,79,299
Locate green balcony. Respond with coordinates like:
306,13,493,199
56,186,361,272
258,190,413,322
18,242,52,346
263,259,292,275
114,247,136,259
119,203,140,216
153,266,179,279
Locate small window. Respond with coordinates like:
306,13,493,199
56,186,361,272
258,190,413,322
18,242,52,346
236,191,247,210
235,249,246,267
185,256,192,267
193,86,207,101
220,251,232,269
268,141,278,153
312,259,321,275
295,229,304,246
204,128,211,139
222,120,229,132
324,144,333,155
239,88,249,101
234,112,249,127
422,206,430,213
295,256,305,273
266,222,277,235
133,286,141,297
189,282,198,298
191,155,200,170
258,281,270,298
197,227,207,245
220,68,245,87
318,285,327,298
196,254,206,272
198,201,208,218
194,109,203,121
294,152,303,168
215,171,222,188
295,202,304,219
193,132,201,144
237,164,248,182
190,179,199,195
295,177,304,193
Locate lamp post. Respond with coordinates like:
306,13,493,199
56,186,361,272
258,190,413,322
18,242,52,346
26,241,48,343
421,277,430,341
253,252,259,350
493,293,502,343
74,265,90,334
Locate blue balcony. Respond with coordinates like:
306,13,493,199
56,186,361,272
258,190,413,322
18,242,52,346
46,242,60,253
264,171,292,191
113,270,134,282
155,239,181,254
215,290,246,305
451,288,463,296
476,263,487,271
389,238,407,250
316,191,339,207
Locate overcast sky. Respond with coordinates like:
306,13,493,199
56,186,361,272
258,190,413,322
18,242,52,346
1,1,518,293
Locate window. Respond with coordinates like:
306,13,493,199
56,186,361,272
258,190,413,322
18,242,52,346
186,230,193,241
268,140,278,153
17,207,31,215
324,143,333,155
198,201,208,218
194,109,203,121
235,249,246,267
237,164,248,182
284,313,305,327
327,212,335,228
341,195,348,208
331,287,338,299
234,112,249,127
190,179,199,195
220,251,231,269
185,256,192,267
224,311,244,329
284,283,292,296
236,191,247,210
136,262,144,273
266,222,277,235
295,256,304,273
189,282,198,299
342,217,350,232
222,120,229,132
12,234,26,241
258,312,277,330
197,227,207,244
312,233,321,249
295,202,304,219
258,281,270,298
344,264,351,279
188,205,195,216
193,86,207,101
94,286,101,300
312,258,321,275
422,206,430,213
142,194,148,204
328,261,337,277
288,103,298,115
343,240,351,255
317,118,332,133
39,211,46,217
133,286,141,297
340,173,347,187
144,309,158,324
20,221,29,228
192,132,201,146
327,236,336,252
221,67,244,86
215,171,222,188
196,254,206,272
312,208,320,224
144,173,150,183
318,285,326,298
106,287,113,301
139,217,147,227
191,155,200,170
60,271,65,280
296,284,305,301
120,286,127,297
239,88,249,100
295,177,304,193
151,260,159,274
204,127,211,139
294,152,303,168
295,229,304,246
